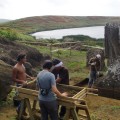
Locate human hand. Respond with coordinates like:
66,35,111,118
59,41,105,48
61,92,68,97
30,77,36,80
22,81,28,87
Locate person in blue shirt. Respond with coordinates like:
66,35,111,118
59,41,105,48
36,60,67,120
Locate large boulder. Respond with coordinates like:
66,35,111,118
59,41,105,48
0,60,13,101
0,37,44,68
95,23,120,99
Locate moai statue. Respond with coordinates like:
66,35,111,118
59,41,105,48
95,23,120,99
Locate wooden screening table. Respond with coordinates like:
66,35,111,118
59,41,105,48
11,83,98,120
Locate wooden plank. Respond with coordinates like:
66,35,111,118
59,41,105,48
57,84,83,91
87,93,98,96
11,86,39,95
19,93,38,101
78,114,87,118
72,88,86,98
78,93,87,100
58,99,76,108
27,79,36,85
75,103,88,110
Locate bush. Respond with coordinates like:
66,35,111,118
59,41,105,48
0,28,35,41
0,28,17,41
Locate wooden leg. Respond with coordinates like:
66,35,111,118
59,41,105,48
18,99,25,120
85,107,91,120
63,107,70,120
32,100,37,110
25,98,35,120
71,108,79,120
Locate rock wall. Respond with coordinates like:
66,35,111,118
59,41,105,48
95,23,120,99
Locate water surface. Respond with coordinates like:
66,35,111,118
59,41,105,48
32,26,104,39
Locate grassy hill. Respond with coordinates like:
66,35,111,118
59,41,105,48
0,16,120,34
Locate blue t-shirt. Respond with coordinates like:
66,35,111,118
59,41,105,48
36,70,57,101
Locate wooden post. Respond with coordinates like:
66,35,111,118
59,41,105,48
25,98,35,120
71,108,79,120
32,100,37,110
70,47,72,56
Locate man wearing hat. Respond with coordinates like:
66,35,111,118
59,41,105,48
88,54,101,88
52,59,69,119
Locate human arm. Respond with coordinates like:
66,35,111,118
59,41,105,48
89,58,96,65
52,85,68,97
51,73,68,97
56,77,62,83
26,73,35,80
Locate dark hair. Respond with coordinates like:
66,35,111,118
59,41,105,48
52,59,61,65
17,53,26,61
43,61,52,69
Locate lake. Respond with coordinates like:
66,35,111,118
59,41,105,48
32,26,105,39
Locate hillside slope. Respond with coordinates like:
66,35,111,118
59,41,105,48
0,16,120,34
0,19,10,23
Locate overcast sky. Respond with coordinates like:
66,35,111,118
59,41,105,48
0,0,120,20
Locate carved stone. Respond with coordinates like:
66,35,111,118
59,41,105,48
95,23,120,99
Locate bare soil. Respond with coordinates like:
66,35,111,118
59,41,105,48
0,94,120,120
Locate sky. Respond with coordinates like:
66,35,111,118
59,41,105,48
0,0,120,20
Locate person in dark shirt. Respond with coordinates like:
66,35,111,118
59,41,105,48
51,59,69,119
88,54,101,88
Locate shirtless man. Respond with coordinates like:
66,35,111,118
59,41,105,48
12,53,34,115
12,53,33,87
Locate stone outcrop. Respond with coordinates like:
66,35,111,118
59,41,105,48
0,60,13,101
0,37,44,67
95,23,120,99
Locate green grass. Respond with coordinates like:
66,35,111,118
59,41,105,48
28,44,89,84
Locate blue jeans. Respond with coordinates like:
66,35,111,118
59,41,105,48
88,71,97,88
39,100,58,120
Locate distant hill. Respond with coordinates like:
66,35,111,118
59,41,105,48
0,16,120,34
0,19,10,23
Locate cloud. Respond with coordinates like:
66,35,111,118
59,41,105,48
0,0,120,19
0,0,9,7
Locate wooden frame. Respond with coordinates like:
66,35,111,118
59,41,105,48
11,84,98,120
